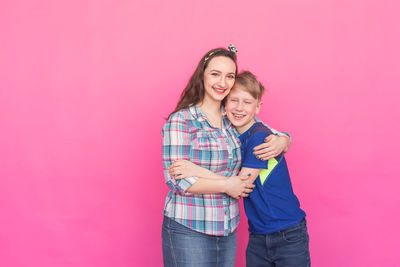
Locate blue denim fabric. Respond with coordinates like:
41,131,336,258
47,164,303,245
162,216,237,267
246,218,310,267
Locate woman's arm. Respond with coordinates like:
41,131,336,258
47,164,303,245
168,160,227,180
168,161,262,187
163,112,253,198
162,112,199,194
168,160,255,198
187,175,254,199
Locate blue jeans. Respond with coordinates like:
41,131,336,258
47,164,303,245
246,218,310,267
162,216,237,267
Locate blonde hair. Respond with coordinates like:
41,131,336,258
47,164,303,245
233,71,265,101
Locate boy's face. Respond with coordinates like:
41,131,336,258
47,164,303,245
225,85,261,134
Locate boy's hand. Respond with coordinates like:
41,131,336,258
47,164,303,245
253,135,290,161
224,176,255,199
168,160,203,179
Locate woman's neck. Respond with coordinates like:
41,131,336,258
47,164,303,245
197,98,222,129
198,100,221,114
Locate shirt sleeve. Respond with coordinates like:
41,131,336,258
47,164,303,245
241,131,270,169
162,111,199,193
254,116,292,143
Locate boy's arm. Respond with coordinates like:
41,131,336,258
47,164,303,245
238,167,261,184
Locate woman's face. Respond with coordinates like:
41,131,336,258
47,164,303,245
203,56,236,104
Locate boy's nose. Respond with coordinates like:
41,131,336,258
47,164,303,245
236,103,243,111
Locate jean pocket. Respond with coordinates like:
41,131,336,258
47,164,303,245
282,224,306,243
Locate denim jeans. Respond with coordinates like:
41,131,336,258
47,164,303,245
246,218,310,267
162,216,237,267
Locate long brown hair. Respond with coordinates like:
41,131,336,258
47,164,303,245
167,48,238,119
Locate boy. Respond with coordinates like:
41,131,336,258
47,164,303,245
225,71,310,267
169,71,310,266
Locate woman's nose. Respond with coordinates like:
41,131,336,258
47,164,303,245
217,76,226,88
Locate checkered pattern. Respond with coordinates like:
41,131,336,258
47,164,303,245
162,106,242,236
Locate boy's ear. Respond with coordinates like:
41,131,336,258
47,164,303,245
255,101,262,114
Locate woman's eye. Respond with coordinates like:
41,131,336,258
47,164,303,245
231,99,238,103
228,75,235,79
211,73,219,76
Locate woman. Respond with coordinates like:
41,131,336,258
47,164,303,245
162,45,290,267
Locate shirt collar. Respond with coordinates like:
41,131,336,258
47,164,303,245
189,105,206,122
189,105,232,130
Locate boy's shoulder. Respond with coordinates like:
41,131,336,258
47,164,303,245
240,123,274,150
248,122,274,137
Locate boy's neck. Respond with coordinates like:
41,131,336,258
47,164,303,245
236,118,257,134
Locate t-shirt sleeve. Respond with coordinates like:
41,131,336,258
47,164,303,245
241,131,270,169
254,115,291,142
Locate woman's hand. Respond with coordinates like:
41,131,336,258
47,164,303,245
224,176,255,199
253,134,290,161
168,160,203,179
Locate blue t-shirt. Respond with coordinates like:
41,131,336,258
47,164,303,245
239,122,306,234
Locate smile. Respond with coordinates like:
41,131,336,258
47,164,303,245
232,113,246,120
213,87,227,94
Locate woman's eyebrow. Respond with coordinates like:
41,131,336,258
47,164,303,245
209,69,235,75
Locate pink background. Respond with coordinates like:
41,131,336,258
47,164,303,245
1,0,399,266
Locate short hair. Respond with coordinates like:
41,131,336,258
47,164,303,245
233,71,265,101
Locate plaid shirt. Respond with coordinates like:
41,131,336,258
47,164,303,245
162,105,242,236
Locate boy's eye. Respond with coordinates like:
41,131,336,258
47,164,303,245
227,75,235,79
231,99,238,103
245,101,252,105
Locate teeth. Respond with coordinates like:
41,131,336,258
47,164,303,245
233,114,245,119
214,88,225,93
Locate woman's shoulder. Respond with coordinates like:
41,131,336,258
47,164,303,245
163,107,202,133
167,107,194,122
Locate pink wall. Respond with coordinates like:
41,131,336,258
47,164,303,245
1,0,399,266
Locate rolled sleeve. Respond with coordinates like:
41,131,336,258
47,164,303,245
162,112,199,193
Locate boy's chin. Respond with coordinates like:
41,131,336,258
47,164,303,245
229,120,245,128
